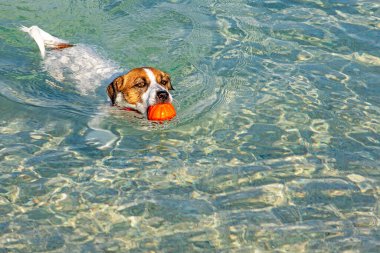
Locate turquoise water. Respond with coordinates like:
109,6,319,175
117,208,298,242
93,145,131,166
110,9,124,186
1,0,380,252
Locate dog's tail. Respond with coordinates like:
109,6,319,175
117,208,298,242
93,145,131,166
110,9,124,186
20,25,73,58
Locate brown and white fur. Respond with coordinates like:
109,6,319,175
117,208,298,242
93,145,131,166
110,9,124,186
21,25,174,117
107,67,174,115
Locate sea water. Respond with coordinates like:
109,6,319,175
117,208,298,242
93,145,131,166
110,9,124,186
1,0,380,252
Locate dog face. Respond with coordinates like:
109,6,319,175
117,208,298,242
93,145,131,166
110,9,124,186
107,67,174,115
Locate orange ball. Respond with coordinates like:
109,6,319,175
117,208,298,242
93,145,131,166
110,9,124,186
147,103,176,121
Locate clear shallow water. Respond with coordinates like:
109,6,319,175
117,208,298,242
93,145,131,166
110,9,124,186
1,0,380,252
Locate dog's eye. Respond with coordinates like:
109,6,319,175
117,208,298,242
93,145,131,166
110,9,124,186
135,82,146,88
161,80,167,86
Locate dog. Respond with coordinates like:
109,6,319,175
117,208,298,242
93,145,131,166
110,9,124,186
20,25,174,117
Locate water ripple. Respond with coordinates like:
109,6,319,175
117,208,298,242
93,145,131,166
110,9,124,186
1,0,380,252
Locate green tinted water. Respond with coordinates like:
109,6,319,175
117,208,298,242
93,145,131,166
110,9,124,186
1,0,380,252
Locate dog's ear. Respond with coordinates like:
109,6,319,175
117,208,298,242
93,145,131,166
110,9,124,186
107,77,124,106
167,81,174,91
162,73,174,90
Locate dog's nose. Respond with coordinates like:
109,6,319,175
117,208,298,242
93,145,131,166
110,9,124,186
157,90,169,101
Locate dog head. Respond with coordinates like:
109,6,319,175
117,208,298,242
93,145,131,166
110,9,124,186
107,67,174,115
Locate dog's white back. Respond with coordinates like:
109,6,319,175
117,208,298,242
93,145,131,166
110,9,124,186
21,25,121,95
44,45,120,95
